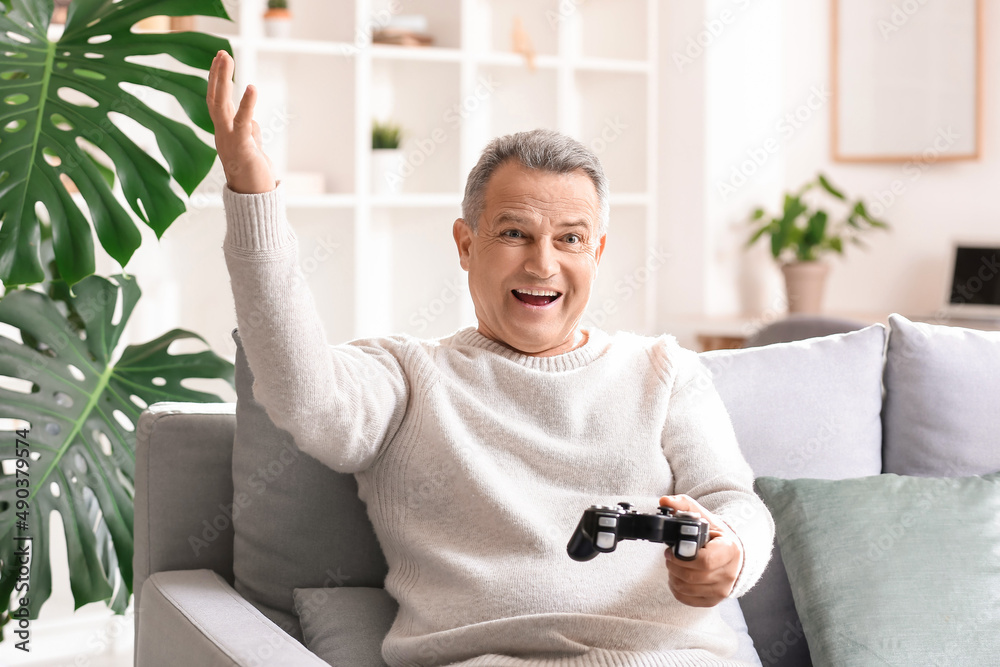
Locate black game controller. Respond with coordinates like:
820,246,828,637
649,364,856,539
567,502,711,562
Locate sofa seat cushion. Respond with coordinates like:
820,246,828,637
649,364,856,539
294,587,397,667
700,324,886,666
883,314,1000,477
756,472,1000,667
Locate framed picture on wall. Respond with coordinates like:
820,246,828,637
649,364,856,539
831,0,981,162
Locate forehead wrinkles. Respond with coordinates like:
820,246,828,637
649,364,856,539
487,195,598,229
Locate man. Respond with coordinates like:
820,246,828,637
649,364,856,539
208,50,773,666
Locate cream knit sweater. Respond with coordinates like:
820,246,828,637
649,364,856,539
222,182,774,667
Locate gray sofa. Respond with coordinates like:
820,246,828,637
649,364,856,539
133,314,1000,666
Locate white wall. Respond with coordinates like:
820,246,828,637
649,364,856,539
658,0,1000,329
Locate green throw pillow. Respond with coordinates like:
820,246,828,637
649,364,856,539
756,472,1000,667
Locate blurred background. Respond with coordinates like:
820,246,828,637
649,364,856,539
0,0,995,664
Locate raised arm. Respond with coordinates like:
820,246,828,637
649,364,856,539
207,51,407,473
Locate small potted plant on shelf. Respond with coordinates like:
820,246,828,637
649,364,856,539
746,173,889,313
263,0,292,38
371,119,404,196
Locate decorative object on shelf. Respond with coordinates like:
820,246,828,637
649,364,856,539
373,14,433,47
371,120,404,196
0,0,235,634
511,17,537,71
263,0,293,39
745,174,889,314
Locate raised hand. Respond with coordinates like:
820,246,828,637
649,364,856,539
206,50,277,194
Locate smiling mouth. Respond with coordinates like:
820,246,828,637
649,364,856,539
512,289,562,306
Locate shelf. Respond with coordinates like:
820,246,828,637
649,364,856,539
257,39,359,56
574,57,650,73
370,44,465,63
186,0,658,340
475,52,562,70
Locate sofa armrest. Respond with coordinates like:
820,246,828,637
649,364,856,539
136,569,328,667
134,403,238,642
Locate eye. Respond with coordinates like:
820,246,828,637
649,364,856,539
564,233,581,244
502,229,524,239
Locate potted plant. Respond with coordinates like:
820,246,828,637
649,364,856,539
0,0,235,634
263,0,292,38
746,174,889,313
371,119,404,196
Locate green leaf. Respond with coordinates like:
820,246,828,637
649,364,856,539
803,210,827,248
817,173,846,200
0,0,232,289
750,207,765,220
0,274,234,624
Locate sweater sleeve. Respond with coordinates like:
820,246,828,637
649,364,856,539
659,343,774,599
221,181,408,473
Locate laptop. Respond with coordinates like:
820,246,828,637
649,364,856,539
941,243,1000,321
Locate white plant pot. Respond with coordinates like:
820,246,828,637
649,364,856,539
371,149,404,196
264,18,292,38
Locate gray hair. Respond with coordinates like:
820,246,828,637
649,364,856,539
461,128,609,236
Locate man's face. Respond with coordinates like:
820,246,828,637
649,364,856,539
453,160,606,357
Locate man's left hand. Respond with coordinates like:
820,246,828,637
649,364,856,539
659,494,743,608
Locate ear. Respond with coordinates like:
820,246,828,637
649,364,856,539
453,218,473,271
594,233,607,267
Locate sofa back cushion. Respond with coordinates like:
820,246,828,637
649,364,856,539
699,324,887,666
883,314,1000,477
231,328,388,641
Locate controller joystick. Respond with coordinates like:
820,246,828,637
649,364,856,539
567,502,711,562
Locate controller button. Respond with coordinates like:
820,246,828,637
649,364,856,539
677,541,697,558
596,532,616,549
598,517,617,528
680,525,699,536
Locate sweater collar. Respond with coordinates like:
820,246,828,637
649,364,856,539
450,326,610,371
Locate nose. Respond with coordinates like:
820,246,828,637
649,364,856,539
524,238,558,279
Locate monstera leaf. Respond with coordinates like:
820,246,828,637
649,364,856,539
0,0,231,288
0,273,235,624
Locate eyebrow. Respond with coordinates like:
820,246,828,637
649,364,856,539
492,212,592,230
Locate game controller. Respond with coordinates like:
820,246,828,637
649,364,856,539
567,502,711,562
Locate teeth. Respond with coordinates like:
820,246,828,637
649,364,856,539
514,289,559,297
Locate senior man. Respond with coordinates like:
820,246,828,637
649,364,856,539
209,50,773,667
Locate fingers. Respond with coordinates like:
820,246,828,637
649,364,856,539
251,118,263,149
208,50,235,130
235,84,257,133
659,494,728,535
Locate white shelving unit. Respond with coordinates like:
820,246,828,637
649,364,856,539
192,0,659,343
